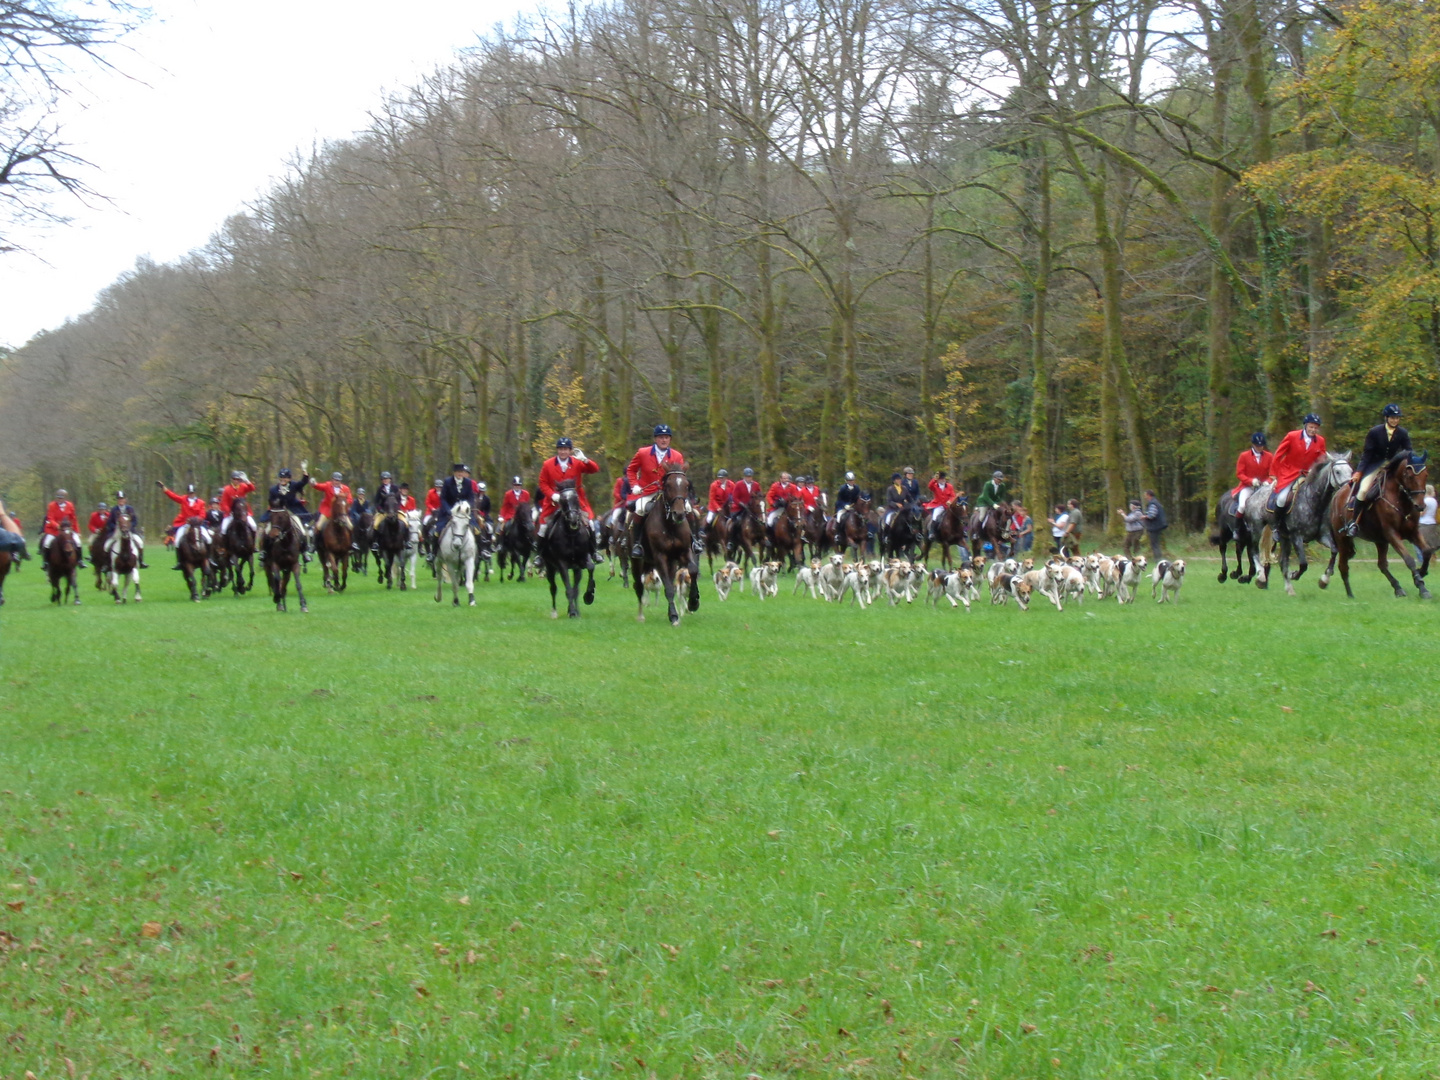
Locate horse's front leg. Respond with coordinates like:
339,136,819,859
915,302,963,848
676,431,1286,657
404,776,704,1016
583,565,596,606
292,565,308,612
662,561,680,626
1384,528,1430,598
567,566,581,618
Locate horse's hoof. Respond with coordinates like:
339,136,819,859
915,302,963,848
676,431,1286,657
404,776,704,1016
1420,588,1432,600
550,610,559,619
1317,578,1328,590
637,614,645,623
1395,589,1407,598
468,598,476,607
452,598,459,607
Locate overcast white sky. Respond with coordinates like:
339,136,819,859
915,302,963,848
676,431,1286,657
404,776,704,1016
0,0,527,349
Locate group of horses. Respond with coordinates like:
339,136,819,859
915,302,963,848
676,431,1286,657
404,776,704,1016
1211,449,1432,599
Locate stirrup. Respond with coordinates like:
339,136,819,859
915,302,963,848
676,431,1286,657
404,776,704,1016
631,543,644,558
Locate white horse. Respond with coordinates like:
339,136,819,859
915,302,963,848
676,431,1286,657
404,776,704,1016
404,509,423,590
435,503,477,607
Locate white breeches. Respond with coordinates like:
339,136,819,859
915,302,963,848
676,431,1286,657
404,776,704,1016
1357,470,1382,501
174,524,211,549
705,510,717,525
105,533,144,554
766,509,781,527
1236,487,1254,514
221,513,256,535
931,507,944,524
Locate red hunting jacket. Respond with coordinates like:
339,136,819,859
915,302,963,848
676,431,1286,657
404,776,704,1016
625,445,686,501
1270,431,1326,491
1231,448,1274,497
537,454,599,522
162,488,206,529
707,478,734,513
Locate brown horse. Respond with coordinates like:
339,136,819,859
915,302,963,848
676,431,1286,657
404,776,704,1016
44,525,82,605
801,503,830,562
175,516,213,602
922,499,968,569
262,508,308,612
632,464,700,625
1321,452,1431,600
834,495,871,561
89,529,111,590
968,502,1012,558
770,498,804,570
225,497,258,595
318,492,351,593
726,501,766,574
108,511,142,603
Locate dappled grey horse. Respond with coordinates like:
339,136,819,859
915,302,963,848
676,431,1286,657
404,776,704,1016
1241,451,1352,595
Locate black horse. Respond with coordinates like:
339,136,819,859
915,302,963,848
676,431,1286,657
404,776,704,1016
631,464,700,625
498,502,536,581
538,481,597,618
1210,490,1260,583
882,503,922,561
372,492,408,590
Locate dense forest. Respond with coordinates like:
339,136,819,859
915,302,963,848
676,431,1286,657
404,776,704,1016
1,0,1436,537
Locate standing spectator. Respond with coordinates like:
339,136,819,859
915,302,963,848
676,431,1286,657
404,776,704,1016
1142,489,1167,558
1011,503,1033,554
1047,504,1070,556
1065,498,1084,554
1418,483,1436,561
1122,500,1145,557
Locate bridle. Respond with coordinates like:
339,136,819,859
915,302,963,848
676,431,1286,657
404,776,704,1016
662,470,688,525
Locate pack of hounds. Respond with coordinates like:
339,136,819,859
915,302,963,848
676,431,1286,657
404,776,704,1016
710,552,1186,610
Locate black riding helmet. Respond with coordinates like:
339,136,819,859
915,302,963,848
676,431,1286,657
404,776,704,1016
1251,431,1267,446
1303,413,1322,426
1383,403,1402,419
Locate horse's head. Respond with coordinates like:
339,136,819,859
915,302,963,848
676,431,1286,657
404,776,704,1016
1397,450,1429,506
118,509,134,534
232,497,248,517
661,466,689,522
1317,450,1354,491
555,480,584,528
785,497,801,520
333,492,349,518
856,495,871,514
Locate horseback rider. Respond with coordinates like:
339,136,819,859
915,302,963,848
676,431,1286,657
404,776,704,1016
219,471,257,541
882,471,918,530
310,472,352,542
536,437,602,566
923,470,958,530
706,469,734,532
624,423,696,558
797,476,823,513
1233,433,1272,518
206,497,224,532
0,499,29,561
438,463,479,532
471,482,488,519
158,482,209,570
263,465,312,554
423,478,443,525
370,471,398,512
730,467,760,517
975,470,1009,534
1342,404,1413,536
835,471,861,523
1268,414,1327,523
499,475,531,526
399,483,418,513
88,501,109,536
765,472,800,531
41,489,82,565
348,488,369,528
105,491,147,567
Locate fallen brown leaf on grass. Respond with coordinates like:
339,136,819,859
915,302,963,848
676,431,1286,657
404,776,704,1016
6,900,23,912
141,921,162,938
1320,929,1338,938
1280,706,1294,713
1303,980,1323,994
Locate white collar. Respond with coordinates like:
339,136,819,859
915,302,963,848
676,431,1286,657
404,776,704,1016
557,457,572,471
1252,448,1263,458
652,444,669,459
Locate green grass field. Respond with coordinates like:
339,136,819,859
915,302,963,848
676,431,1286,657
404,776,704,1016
2,547,1438,1079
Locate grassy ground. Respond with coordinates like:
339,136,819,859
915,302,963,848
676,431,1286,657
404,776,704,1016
1,544,1438,1079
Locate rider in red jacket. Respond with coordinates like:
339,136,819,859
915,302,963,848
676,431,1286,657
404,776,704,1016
923,471,957,528
499,478,531,523
765,473,800,528
219,471,257,540
88,503,109,535
159,482,210,569
1269,414,1326,516
706,471,734,529
537,437,602,564
42,490,84,565
729,469,759,514
311,472,352,537
1231,433,1273,517
623,423,695,557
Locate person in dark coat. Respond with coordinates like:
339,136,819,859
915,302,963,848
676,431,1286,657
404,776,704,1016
438,463,479,530
1343,403,1413,535
264,463,311,521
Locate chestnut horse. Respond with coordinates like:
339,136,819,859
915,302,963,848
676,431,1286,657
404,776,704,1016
968,502,1012,559
834,495,871,561
770,498,804,570
632,464,699,625
318,491,351,593
175,515,213,602
921,499,968,569
225,497,258,595
89,528,111,590
45,525,83,605
726,501,766,576
1321,451,1431,600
